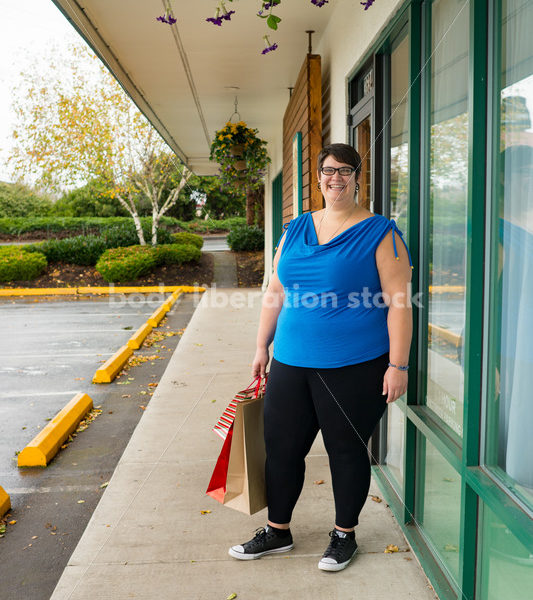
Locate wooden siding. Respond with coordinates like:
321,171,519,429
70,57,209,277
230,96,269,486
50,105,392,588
282,54,323,221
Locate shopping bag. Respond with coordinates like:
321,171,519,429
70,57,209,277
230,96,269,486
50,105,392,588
206,378,267,515
212,377,266,440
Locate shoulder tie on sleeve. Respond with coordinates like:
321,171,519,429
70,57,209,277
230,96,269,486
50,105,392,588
274,221,291,251
390,220,413,269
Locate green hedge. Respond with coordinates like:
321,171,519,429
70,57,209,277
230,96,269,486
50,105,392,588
0,247,47,282
24,235,108,266
0,216,246,237
171,232,203,249
153,244,201,266
95,246,157,283
227,225,264,251
22,224,176,266
0,216,179,237
174,217,246,234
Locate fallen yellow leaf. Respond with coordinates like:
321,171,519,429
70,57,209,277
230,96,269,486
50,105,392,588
384,544,399,553
8,520,16,525
227,594,237,600
77,500,85,504
200,510,211,515
313,480,325,485
371,495,382,503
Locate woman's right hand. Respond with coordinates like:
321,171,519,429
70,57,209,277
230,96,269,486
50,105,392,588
252,347,269,379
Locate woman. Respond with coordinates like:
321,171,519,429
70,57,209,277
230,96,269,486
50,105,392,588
229,143,412,571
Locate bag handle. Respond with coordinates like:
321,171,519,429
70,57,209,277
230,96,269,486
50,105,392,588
245,375,268,398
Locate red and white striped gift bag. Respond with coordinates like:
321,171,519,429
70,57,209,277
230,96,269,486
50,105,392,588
212,376,267,440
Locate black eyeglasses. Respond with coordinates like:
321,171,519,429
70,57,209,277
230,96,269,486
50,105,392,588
320,166,356,176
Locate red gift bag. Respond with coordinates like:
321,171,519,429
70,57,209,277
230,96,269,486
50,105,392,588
206,377,267,515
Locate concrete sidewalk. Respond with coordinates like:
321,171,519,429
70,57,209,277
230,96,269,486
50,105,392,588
51,289,437,600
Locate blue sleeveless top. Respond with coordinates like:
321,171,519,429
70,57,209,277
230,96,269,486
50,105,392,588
273,212,411,368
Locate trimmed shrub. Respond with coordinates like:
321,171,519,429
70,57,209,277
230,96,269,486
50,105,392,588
227,225,264,251
0,247,47,282
24,235,107,266
153,244,201,266
174,217,246,234
95,246,157,283
0,216,180,238
171,232,203,249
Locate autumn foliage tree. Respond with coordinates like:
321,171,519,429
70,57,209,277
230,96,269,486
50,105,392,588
9,43,190,245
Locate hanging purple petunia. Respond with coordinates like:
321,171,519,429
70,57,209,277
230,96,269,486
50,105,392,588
261,35,278,54
156,14,177,25
360,0,376,10
310,0,329,6
206,2,235,26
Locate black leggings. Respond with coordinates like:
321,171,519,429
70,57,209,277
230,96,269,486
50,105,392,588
264,354,389,529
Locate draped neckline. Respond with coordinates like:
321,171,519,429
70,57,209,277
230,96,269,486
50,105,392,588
307,211,377,247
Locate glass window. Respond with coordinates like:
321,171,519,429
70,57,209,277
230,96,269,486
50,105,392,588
485,0,533,508
416,435,462,583
390,32,409,234
425,0,469,438
477,502,533,600
383,30,410,491
384,401,405,489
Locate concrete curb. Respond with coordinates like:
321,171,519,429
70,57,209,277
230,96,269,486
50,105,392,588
127,323,153,350
0,486,11,516
93,345,133,384
0,285,205,297
17,393,94,468
93,288,198,383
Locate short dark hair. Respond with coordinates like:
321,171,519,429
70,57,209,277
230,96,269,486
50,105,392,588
317,143,362,179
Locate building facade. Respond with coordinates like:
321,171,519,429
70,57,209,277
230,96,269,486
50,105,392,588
53,1,533,597
267,2,533,598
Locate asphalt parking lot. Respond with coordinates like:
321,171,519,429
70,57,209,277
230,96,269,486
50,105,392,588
0,292,199,600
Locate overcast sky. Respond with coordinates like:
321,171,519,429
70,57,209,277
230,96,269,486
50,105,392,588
0,0,80,183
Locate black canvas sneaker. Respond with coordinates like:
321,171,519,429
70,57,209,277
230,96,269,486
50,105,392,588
228,525,294,560
318,529,358,571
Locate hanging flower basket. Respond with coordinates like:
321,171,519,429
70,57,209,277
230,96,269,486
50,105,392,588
230,144,244,157
210,120,270,191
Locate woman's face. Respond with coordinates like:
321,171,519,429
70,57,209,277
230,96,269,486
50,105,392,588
318,155,357,205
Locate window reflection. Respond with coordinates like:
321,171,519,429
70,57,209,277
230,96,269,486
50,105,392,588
486,0,533,506
426,0,469,437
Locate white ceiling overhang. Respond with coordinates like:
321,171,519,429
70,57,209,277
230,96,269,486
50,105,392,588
51,0,332,175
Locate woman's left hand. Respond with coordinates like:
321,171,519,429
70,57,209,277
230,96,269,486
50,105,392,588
382,367,408,403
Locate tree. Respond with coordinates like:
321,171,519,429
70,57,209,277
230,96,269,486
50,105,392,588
169,175,245,220
9,43,191,245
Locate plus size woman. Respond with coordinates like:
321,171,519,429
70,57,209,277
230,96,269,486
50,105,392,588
229,143,413,571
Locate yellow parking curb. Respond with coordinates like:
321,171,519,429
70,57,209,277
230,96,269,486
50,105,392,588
147,304,170,328
93,345,133,383
17,393,93,467
0,486,11,516
0,286,206,297
127,323,153,350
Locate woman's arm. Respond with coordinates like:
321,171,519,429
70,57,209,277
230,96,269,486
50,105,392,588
376,230,413,403
251,235,286,378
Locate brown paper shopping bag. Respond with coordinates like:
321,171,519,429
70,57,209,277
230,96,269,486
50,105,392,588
206,379,267,515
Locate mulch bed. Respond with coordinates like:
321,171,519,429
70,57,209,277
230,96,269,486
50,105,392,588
1,251,266,289
1,253,215,289
235,251,264,287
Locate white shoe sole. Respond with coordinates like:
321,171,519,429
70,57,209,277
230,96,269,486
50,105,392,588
318,548,357,571
228,543,294,560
